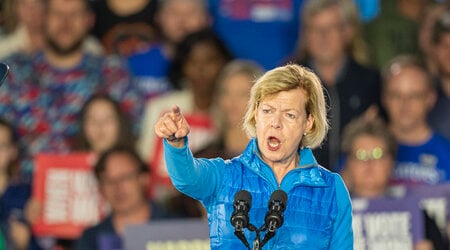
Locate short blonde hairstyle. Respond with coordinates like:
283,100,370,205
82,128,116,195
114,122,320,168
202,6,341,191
243,64,329,149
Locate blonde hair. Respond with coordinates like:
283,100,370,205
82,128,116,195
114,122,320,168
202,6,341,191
243,64,329,148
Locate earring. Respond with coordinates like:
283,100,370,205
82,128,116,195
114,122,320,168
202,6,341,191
303,132,307,136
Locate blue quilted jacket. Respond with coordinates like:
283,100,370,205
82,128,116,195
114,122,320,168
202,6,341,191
164,138,353,249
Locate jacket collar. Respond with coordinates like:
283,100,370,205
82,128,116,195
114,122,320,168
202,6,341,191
240,138,328,188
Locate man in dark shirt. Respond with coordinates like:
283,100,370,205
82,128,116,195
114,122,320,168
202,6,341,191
75,146,172,250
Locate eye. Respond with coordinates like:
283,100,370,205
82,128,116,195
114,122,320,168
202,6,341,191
262,108,271,114
286,113,296,119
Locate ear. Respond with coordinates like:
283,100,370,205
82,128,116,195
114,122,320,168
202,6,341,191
425,89,437,111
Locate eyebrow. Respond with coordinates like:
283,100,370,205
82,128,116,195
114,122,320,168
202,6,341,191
260,103,300,113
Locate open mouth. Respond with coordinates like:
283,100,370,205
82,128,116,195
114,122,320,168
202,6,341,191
267,136,281,151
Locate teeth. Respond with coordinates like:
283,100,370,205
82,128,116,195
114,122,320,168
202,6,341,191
269,138,280,147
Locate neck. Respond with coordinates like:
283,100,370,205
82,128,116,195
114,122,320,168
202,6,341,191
313,57,345,86
112,202,149,235
44,47,84,69
193,90,214,113
223,126,249,154
268,155,299,185
390,123,431,144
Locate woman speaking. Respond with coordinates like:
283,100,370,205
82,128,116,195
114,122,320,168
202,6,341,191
154,64,353,249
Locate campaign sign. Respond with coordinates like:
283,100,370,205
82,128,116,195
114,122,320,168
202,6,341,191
407,182,450,233
32,153,105,238
98,234,122,250
352,196,424,250
124,219,209,250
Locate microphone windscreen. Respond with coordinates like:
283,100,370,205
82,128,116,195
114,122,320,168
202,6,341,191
269,190,287,210
234,190,252,208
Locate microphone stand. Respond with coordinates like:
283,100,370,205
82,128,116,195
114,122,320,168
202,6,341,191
248,223,276,250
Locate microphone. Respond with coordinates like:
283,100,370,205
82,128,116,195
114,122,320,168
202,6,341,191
260,190,287,247
231,190,252,249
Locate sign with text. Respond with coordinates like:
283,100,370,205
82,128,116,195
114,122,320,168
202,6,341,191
352,196,425,250
124,219,209,250
407,182,450,233
32,153,106,238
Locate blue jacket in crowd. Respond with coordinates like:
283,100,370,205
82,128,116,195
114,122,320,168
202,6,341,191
164,138,353,249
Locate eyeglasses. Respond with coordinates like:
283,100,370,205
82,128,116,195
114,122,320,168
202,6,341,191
351,147,385,162
100,172,139,186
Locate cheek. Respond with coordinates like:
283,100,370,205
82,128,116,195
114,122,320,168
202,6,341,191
84,124,97,138
105,123,120,137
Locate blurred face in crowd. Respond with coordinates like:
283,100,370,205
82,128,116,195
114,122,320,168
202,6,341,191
345,135,394,198
157,0,209,43
83,99,120,154
183,41,227,96
99,153,147,215
17,0,45,31
383,66,436,132
219,73,254,127
45,0,93,55
0,124,17,172
255,89,313,165
305,5,350,65
434,32,450,76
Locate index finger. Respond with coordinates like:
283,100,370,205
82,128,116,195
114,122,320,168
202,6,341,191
171,105,181,115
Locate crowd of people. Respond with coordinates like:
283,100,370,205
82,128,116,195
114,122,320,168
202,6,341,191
0,0,449,249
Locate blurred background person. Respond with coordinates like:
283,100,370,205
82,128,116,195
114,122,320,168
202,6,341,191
0,118,41,250
295,0,382,170
127,0,211,102
365,0,431,69
381,55,450,186
0,0,45,60
25,94,138,249
428,10,450,140
0,0,143,177
207,0,304,70
92,0,158,56
418,2,450,76
137,29,232,192
340,117,397,199
195,59,264,159
72,94,136,156
138,29,232,202
75,146,173,250
340,116,448,250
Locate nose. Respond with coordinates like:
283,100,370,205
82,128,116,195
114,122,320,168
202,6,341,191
270,114,282,129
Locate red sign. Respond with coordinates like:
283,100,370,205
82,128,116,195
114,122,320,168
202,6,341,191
32,152,107,239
